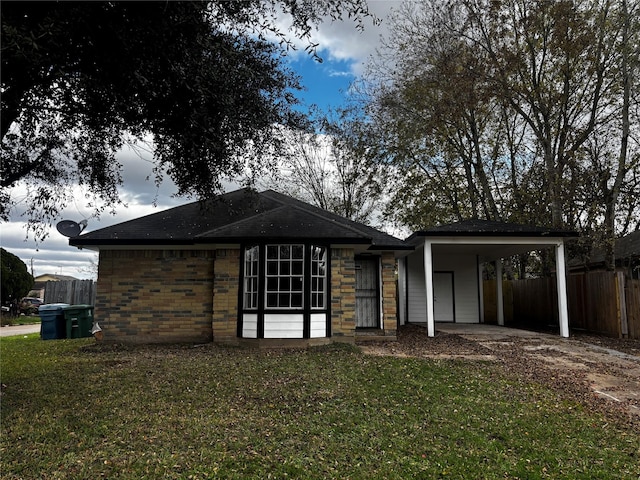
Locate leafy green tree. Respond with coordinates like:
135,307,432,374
1,1,373,238
366,0,639,257
0,248,33,305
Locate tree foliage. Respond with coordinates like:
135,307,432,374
0,1,373,238
0,248,33,303
265,107,384,225
365,0,640,267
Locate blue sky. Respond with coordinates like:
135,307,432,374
2,2,399,280
292,56,355,112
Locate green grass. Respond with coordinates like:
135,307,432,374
1,335,638,479
0,315,41,326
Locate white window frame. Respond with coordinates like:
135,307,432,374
310,245,327,310
243,245,259,310
265,244,305,310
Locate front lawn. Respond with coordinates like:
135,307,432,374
1,335,638,479
0,314,41,327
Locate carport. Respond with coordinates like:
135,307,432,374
398,220,579,338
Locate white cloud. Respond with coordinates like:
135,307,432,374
3,140,186,280
274,1,398,74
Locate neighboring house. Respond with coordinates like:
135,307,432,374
30,273,79,299
69,189,411,345
570,231,640,280
399,220,578,338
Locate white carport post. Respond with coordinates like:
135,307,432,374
423,240,435,337
478,259,485,323
496,260,504,326
556,241,570,338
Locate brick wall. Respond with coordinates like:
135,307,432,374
381,251,398,337
212,248,240,344
330,248,356,342
96,250,215,343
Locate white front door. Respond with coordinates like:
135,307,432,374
433,272,455,322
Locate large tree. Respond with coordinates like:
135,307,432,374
1,1,372,237
365,0,639,267
0,248,33,304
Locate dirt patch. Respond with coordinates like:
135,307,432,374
360,325,640,431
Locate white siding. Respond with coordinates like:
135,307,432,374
406,247,480,324
263,314,304,338
242,314,258,338
434,253,479,323
407,248,427,323
310,313,327,338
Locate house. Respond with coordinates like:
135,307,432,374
570,231,640,280
398,220,579,338
30,273,79,300
69,189,411,345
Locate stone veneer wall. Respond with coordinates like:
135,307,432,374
211,248,240,344
330,248,356,342
96,250,215,343
95,247,397,345
380,251,398,338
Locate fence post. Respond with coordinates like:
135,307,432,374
616,271,629,338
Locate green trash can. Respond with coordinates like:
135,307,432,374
63,305,94,339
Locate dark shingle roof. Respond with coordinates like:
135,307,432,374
583,230,640,265
406,219,578,245
69,189,410,250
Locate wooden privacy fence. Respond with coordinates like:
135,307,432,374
484,272,640,338
44,280,97,306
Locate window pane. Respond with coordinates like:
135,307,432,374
243,245,259,310
267,293,278,308
280,262,290,275
279,293,290,307
266,277,278,291
310,245,327,310
267,261,278,276
264,244,308,310
291,293,303,308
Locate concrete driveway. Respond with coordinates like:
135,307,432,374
0,323,41,337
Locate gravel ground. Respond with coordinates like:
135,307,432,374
361,325,640,432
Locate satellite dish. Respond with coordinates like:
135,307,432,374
56,219,88,237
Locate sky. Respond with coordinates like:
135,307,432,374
1,1,400,281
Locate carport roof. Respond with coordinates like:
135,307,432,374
406,219,578,263
406,219,578,244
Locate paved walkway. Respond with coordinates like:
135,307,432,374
0,324,41,337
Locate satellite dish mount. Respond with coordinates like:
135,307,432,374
56,219,88,237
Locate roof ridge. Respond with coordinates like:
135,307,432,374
261,190,388,240
195,204,288,238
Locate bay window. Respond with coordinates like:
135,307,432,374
240,243,329,339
